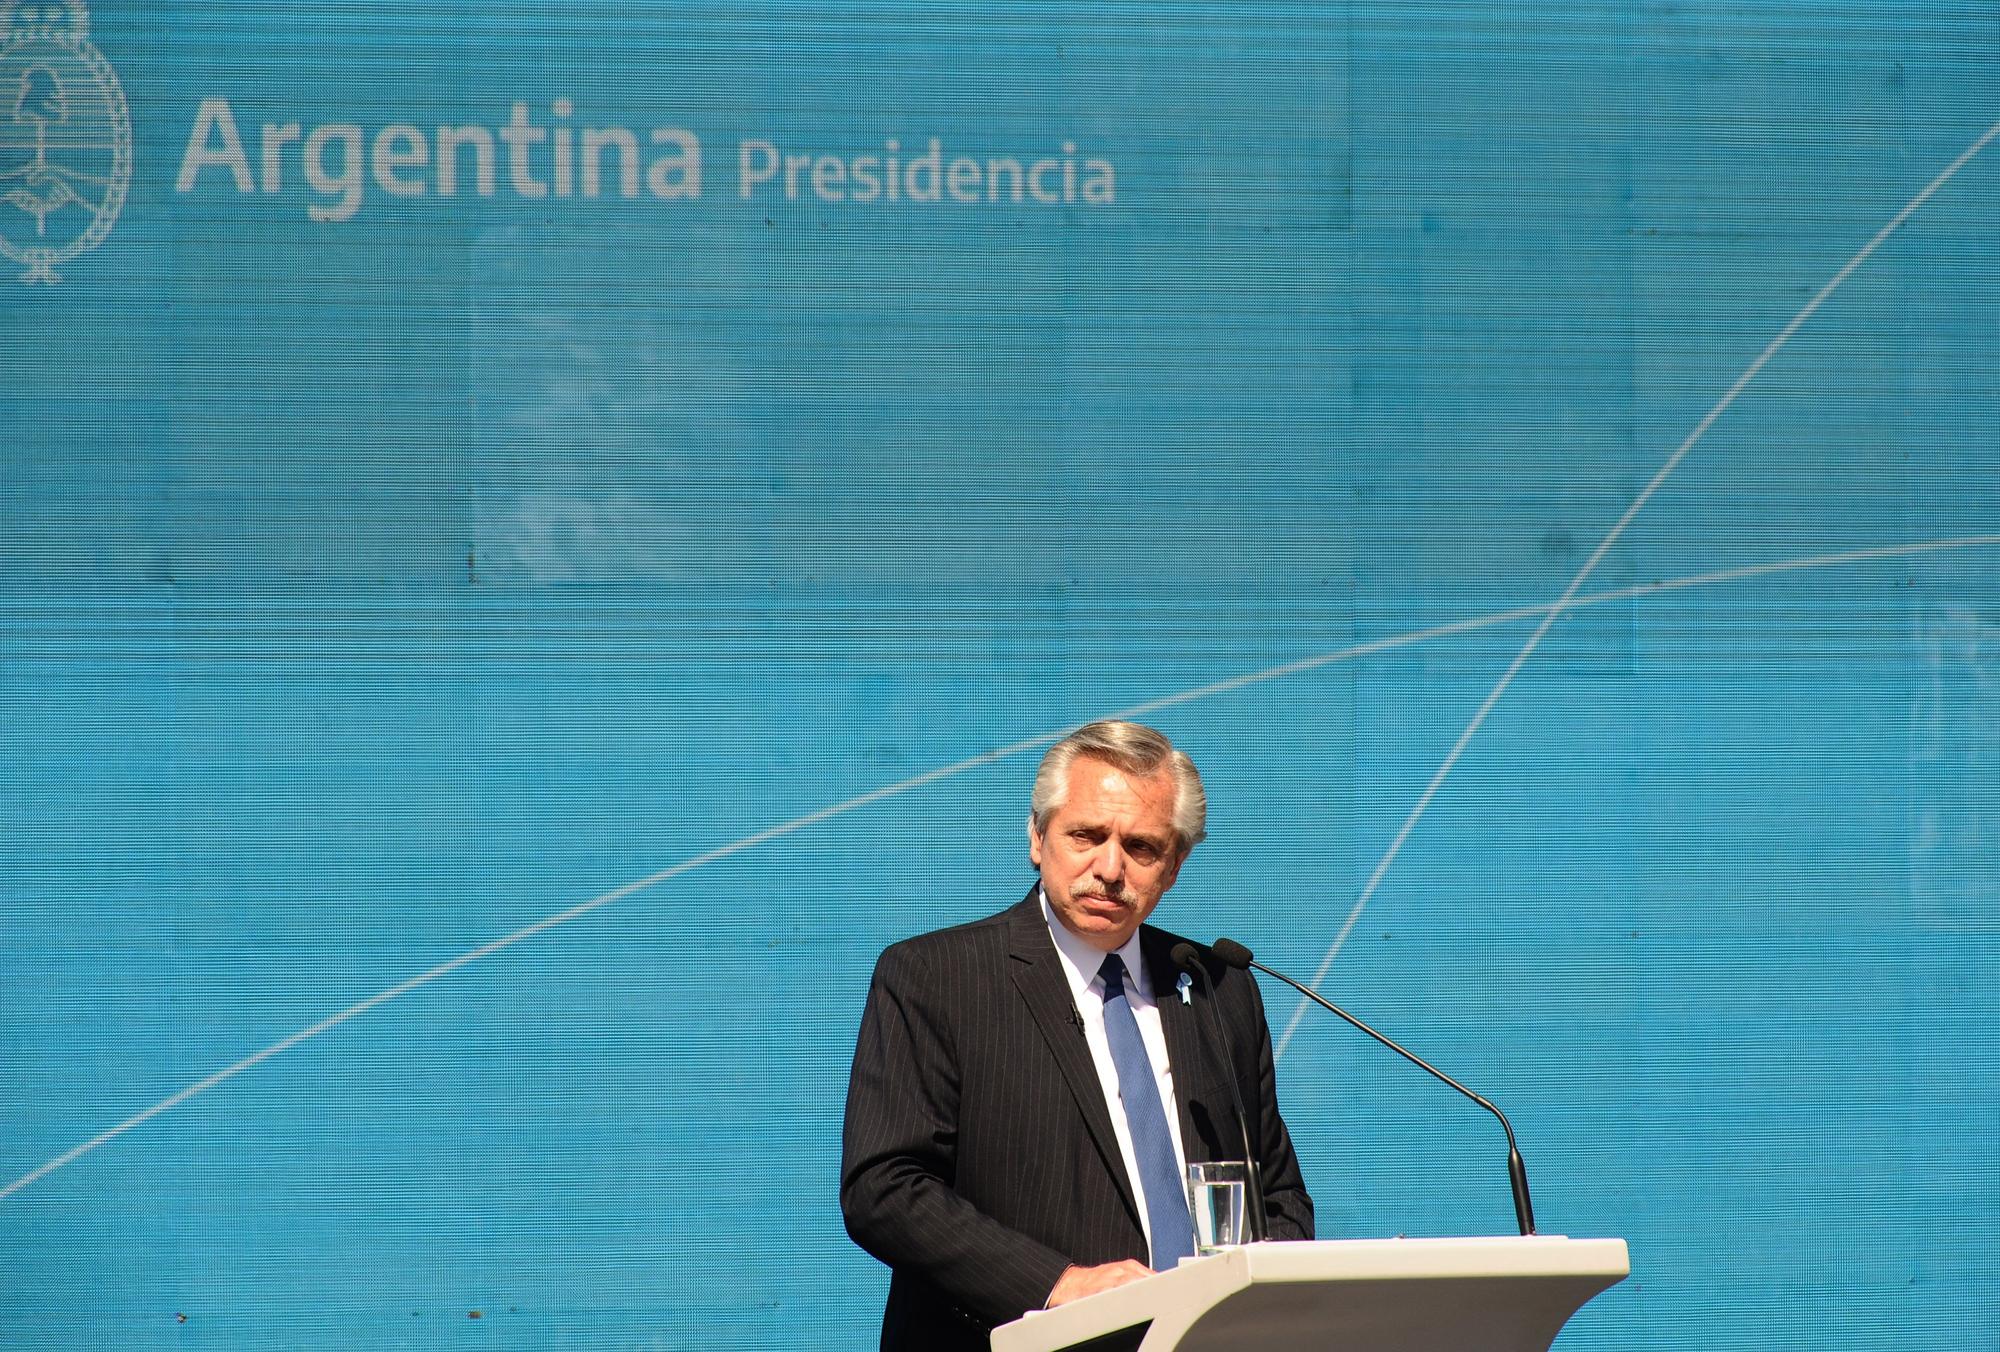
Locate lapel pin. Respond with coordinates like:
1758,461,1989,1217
1176,971,1193,1005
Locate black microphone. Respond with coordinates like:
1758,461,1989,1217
1212,937,1537,1237
1169,941,1268,1242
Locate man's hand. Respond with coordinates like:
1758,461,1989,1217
1046,1260,1155,1307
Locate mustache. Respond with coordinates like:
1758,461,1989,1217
1071,884,1126,901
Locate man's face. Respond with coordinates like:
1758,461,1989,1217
1030,756,1188,952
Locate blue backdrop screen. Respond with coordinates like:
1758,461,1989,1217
3,2,1995,1347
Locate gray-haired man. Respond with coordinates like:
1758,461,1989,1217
841,720,1314,1350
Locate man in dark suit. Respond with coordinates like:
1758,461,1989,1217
841,720,1314,1350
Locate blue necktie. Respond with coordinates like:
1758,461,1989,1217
1099,954,1194,1269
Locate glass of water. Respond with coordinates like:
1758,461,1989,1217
1184,1160,1249,1256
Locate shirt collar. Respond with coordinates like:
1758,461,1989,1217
1040,886,1150,998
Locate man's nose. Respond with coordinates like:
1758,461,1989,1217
1092,839,1126,882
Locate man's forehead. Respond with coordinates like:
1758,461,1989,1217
1058,758,1175,812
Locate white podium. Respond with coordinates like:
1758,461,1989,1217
990,1236,1629,1352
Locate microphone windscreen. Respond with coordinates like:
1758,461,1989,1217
1169,941,1202,971
1211,938,1254,969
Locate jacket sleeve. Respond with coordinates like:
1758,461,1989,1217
839,941,1075,1326
1240,970,1316,1242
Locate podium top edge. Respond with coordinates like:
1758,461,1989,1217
1235,1235,1631,1282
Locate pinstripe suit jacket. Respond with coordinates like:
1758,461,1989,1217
840,888,1314,1350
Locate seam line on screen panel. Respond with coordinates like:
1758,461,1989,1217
1272,116,2000,1060
2,531,1993,1202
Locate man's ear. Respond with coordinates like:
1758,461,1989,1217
1027,815,1044,869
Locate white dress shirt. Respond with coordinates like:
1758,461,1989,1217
1040,889,1190,1260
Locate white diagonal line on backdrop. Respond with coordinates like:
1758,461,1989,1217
3,531,1993,1203
1273,117,2000,1059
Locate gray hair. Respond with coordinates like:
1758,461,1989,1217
1030,719,1207,852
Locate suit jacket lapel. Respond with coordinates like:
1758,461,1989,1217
1005,892,1142,1228
1143,929,1216,1164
